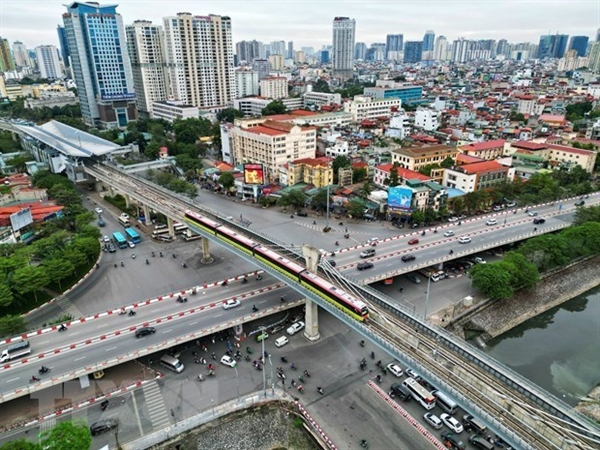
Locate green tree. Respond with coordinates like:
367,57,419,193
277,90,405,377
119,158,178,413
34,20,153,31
418,164,439,176
517,234,570,271
173,117,213,144
261,100,287,116
352,167,367,183
423,207,437,224
0,315,27,337
310,189,329,211
469,264,513,299
7,154,32,172
13,266,50,301
218,172,235,191
175,154,201,172
411,210,424,225
499,252,539,289
388,166,399,187
565,101,592,122
278,190,307,209
346,198,367,219
312,79,331,93
43,258,75,290
0,282,14,307
0,439,38,449
39,420,92,450
440,156,455,168
573,205,600,225
359,180,372,199
451,197,465,215
332,155,351,183
216,108,243,123
71,237,101,263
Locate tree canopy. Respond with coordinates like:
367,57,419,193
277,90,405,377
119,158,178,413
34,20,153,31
39,420,92,450
262,100,287,116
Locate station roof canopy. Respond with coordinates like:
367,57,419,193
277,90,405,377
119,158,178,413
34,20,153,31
13,120,120,158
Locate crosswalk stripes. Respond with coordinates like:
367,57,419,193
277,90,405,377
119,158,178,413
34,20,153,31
55,295,84,320
142,381,171,429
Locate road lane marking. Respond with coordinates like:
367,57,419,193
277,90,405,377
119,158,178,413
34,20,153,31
6,377,19,383
162,329,173,334
105,346,117,352
74,356,86,361
189,321,198,326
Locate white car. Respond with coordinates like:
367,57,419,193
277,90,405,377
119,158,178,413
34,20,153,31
440,413,464,433
220,355,236,367
222,299,241,310
485,219,497,226
128,241,136,248
458,236,472,244
424,412,443,430
448,217,459,223
443,230,455,237
387,363,403,377
95,207,103,214
406,369,420,380
120,213,129,219
287,321,305,336
474,257,486,264
102,235,110,243
528,211,538,217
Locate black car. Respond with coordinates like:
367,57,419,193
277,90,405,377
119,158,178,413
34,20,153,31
533,218,545,224
107,243,116,253
575,200,585,207
90,419,118,436
135,327,156,338
401,254,416,262
357,262,374,271
296,211,308,217
441,431,466,450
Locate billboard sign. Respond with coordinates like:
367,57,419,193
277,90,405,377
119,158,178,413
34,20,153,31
10,207,33,231
388,187,413,210
244,164,265,185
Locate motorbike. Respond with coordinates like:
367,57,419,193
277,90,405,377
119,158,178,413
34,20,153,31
159,252,163,257
246,346,253,354
131,254,136,259
339,222,343,226
256,274,262,281
58,324,67,332
280,296,286,302
181,262,187,268
39,366,50,375
191,288,197,295
119,309,127,315
344,234,350,239
290,363,296,370
421,231,426,236
359,340,365,347
241,278,248,284
221,280,228,286
370,351,375,360
296,385,304,393
211,352,217,360
30,376,41,383
197,374,205,382
335,241,339,246
128,310,136,317
376,375,382,383
449,249,454,255
252,305,258,312
120,261,124,267
152,251,155,257
280,356,288,363
303,370,311,378
317,387,324,395
360,439,369,449
244,355,251,362
172,253,177,259
176,296,187,303
146,259,149,265
100,400,109,411
434,228,438,233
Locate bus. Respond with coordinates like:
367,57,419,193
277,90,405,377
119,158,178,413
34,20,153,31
402,377,436,410
125,227,141,244
174,224,188,234
118,216,131,227
112,231,128,249
152,228,170,237
432,390,458,415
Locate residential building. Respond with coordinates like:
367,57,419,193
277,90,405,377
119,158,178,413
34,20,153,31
0,38,15,72
284,156,333,188
451,38,469,63
151,100,199,122
423,30,435,52
62,1,136,128
268,54,284,71
537,34,569,59
295,51,305,63
369,43,386,61
236,40,261,63
303,91,341,109
557,50,588,72
545,144,596,172
233,96,302,117
252,59,271,80
35,45,63,79
56,26,70,67
12,41,30,68
287,41,294,59
386,34,403,60
163,13,235,109
259,76,287,99
230,119,317,182
385,111,411,139
343,95,401,122
332,17,355,79
236,70,259,97
568,36,589,57
125,20,169,117
372,164,430,188
25,91,79,109
414,108,440,131
588,42,600,72
354,42,367,60
269,40,286,57
403,41,423,63
433,35,448,61
392,144,458,171
364,82,423,105
443,160,514,193
458,139,506,160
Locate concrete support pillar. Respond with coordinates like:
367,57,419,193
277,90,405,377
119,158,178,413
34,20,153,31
167,217,175,238
143,204,151,225
108,186,115,197
302,245,322,342
94,181,103,192
201,237,214,264
124,194,130,208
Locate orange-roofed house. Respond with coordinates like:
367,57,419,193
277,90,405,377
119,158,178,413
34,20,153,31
391,144,458,171
373,164,431,187
458,139,506,161
538,114,566,128
285,156,333,188
443,160,515,193
230,119,317,183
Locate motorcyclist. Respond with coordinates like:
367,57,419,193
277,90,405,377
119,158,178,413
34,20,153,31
252,305,258,312
449,249,454,255
317,386,324,395
146,259,149,265
335,241,339,246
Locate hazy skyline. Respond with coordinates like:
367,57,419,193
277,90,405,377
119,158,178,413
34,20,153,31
0,0,598,50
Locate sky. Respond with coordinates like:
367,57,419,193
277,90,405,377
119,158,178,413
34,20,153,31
0,0,598,50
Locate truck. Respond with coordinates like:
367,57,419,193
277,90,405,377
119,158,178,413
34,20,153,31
418,267,446,282
0,340,31,363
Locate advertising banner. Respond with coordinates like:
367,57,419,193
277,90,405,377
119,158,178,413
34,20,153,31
388,187,413,210
244,164,265,185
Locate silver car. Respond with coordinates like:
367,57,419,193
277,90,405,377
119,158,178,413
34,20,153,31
424,412,443,430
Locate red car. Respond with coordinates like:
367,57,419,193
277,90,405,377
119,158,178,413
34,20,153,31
408,238,419,245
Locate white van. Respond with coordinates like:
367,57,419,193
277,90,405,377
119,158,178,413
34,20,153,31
274,336,289,348
160,354,184,373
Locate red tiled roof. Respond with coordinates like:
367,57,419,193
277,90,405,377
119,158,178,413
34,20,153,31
459,139,506,152
289,109,317,116
375,164,431,181
456,153,484,164
246,125,287,136
539,114,566,123
511,141,547,151
546,144,594,156
461,160,507,174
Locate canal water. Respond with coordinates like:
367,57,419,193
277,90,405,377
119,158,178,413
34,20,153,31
484,286,600,406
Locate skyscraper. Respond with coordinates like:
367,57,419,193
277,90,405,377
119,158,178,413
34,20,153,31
496,39,509,58
451,38,470,63
163,13,235,108
125,20,169,117
568,36,589,57
35,45,63,79
354,42,367,60
386,34,403,60
252,58,271,80
0,38,15,72
62,2,136,128
423,30,435,51
537,34,569,59
332,17,355,79
236,40,261,64
270,40,286,56
12,41,30,68
433,36,448,61
404,41,423,63
56,26,70,67
287,41,294,59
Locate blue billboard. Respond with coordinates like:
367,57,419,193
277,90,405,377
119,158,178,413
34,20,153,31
388,187,413,210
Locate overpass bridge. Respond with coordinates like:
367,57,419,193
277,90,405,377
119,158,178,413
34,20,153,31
78,162,600,449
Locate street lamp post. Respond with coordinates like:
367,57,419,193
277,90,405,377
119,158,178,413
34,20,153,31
260,326,267,398
423,273,432,321
268,354,275,395
325,157,331,229
234,365,240,403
